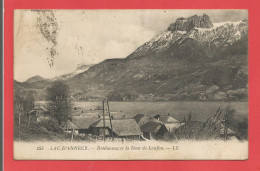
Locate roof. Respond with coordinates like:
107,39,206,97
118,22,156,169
91,119,143,136
29,105,49,114
140,122,162,133
137,116,168,134
138,116,160,127
165,122,185,130
71,116,100,129
30,105,48,112
157,115,180,123
64,120,79,130
133,114,145,123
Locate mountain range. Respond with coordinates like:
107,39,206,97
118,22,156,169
14,14,248,102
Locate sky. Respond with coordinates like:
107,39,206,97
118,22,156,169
14,9,248,82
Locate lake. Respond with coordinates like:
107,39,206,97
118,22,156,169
63,101,248,122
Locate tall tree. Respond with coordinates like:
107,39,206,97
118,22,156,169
14,88,35,141
224,105,235,140
47,80,73,126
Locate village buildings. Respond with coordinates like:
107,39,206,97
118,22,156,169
30,103,240,142
70,115,100,134
90,119,143,140
154,113,184,132
28,105,50,123
62,109,184,141
133,114,169,140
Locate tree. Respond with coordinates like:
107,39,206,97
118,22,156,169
223,105,235,140
14,89,35,141
47,80,73,126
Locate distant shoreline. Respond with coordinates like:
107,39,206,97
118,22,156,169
36,100,248,103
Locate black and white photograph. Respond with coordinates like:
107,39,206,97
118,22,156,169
13,9,248,160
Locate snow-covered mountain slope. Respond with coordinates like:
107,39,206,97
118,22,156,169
213,21,242,28
128,16,248,59
128,31,186,58
15,14,248,102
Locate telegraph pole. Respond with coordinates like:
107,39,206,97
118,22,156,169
107,100,114,141
102,99,106,142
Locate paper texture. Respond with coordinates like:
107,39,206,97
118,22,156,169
13,9,248,160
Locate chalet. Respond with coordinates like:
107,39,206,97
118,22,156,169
90,119,143,140
133,114,169,140
140,120,168,140
133,114,145,123
70,115,100,134
154,114,184,132
28,105,49,122
64,120,79,134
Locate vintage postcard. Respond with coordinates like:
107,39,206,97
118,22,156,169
13,9,248,160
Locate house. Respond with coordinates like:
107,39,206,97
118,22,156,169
140,119,168,140
133,114,145,123
63,120,79,134
70,115,100,134
90,119,143,140
133,114,169,140
89,119,110,137
154,114,184,132
28,105,49,122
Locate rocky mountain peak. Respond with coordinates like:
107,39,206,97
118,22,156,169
17,14,248,102
167,14,213,32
